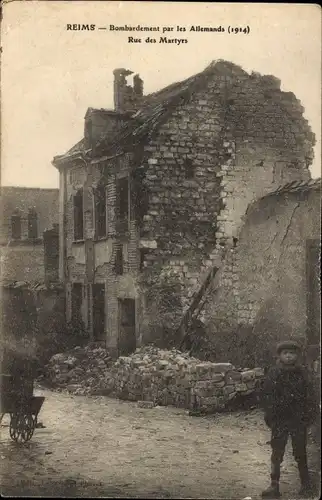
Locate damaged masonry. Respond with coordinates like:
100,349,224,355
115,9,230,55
52,60,320,366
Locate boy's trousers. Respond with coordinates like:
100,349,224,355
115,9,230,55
270,423,309,483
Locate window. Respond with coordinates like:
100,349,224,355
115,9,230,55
184,159,195,179
115,246,124,275
73,189,84,241
11,214,21,240
95,185,107,239
69,167,82,185
116,177,129,221
28,208,38,239
140,249,149,271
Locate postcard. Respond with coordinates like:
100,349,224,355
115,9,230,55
0,2,321,499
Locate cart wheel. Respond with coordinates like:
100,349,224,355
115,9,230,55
9,413,35,443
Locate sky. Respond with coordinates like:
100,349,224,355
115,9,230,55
1,1,321,188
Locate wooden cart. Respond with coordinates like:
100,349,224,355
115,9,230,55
0,373,45,443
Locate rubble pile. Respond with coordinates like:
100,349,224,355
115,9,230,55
44,344,265,411
43,344,113,396
109,346,265,411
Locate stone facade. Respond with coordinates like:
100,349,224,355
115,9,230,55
52,60,316,358
0,187,59,283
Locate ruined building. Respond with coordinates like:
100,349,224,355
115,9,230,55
52,61,319,360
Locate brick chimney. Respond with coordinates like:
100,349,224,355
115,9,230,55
113,68,144,112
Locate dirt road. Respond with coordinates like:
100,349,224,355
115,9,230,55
0,387,320,499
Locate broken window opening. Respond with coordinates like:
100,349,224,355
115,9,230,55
131,168,149,227
115,246,124,276
184,159,195,179
140,249,149,271
95,185,107,239
28,209,38,239
11,214,22,240
116,177,129,221
73,189,84,241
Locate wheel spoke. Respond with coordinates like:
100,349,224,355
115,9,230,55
9,412,35,443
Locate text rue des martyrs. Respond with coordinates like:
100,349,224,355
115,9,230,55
128,25,225,44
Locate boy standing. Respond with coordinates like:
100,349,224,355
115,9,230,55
261,340,319,499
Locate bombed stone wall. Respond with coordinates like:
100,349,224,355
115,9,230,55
203,183,321,367
225,72,314,160
137,75,226,338
215,68,313,242
140,66,314,263
140,83,224,271
137,64,315,343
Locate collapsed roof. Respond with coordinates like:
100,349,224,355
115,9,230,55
53,59,316,166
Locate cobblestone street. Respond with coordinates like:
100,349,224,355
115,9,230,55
0,387,320,499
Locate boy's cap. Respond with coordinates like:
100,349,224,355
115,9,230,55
276,340,302,354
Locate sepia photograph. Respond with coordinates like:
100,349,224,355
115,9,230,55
0,1,321,498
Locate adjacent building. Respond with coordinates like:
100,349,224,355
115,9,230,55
0,187,59,284
0,187,63,363
52,60,318,360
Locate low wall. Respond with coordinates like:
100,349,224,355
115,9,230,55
109,347,265,411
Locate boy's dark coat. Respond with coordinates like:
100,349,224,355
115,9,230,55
262,362,319,429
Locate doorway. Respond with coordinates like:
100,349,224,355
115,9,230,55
92,284,105,341
118,298,136,355
71,283,83,326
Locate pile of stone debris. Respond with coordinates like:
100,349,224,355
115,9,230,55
110,345,202,404
42,345,265,412
110,345,264,411
41,344,113,396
